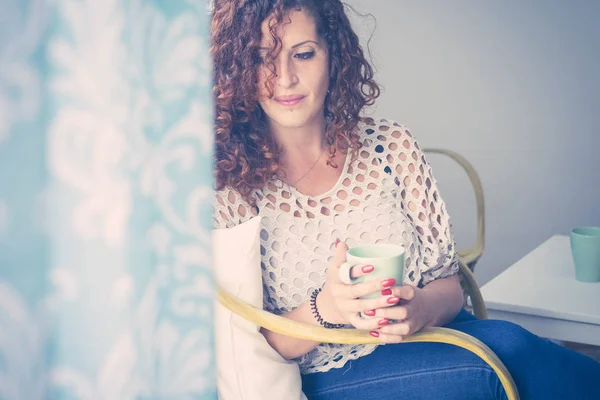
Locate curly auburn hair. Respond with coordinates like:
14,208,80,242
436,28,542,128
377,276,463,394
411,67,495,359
212,0,380,205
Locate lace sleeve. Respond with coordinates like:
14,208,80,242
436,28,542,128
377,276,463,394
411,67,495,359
213,188,258,229
213,188,282,314
389,125,459,286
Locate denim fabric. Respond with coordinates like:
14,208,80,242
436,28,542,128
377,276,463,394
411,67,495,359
302,309,600,400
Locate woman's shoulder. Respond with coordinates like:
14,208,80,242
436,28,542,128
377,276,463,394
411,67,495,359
358,117,415,141
357,117,420,154
213,186,259,229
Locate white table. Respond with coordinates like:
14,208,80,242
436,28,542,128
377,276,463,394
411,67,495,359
479,235,600,346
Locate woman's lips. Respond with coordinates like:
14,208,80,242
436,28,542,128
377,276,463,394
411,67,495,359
274,95,306,107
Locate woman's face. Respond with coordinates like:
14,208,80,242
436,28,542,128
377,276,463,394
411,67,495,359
257,9,330,130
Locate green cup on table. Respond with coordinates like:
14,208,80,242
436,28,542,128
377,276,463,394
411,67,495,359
570,227,600,283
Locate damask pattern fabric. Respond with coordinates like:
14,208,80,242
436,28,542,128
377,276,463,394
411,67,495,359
214,119,459,374
0,0,215,398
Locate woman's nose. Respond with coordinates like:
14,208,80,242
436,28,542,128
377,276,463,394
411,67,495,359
276,58,298,88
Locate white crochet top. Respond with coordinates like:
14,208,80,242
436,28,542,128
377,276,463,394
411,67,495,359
214,118,459,374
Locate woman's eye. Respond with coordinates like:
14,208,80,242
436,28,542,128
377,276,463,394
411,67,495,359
295,51,315,60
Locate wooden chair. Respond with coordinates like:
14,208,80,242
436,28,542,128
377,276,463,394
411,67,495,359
216,149,519,399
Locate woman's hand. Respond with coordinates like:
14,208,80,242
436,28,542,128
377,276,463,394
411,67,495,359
316,240,402,331
366,284,436,343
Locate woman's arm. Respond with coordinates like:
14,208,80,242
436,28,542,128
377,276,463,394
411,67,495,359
259,301,323,360
419,273,463,328
369,123,465,342
214,191,319,359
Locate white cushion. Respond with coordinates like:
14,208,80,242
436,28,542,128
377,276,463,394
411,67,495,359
213,216,307,400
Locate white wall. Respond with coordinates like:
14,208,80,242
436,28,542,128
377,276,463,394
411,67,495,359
346,0,600,284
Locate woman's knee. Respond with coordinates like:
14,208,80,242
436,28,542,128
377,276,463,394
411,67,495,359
475,320,541,358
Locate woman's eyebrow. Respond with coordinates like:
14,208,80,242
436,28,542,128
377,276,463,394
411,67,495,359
291,40,319,49
258,39,319,51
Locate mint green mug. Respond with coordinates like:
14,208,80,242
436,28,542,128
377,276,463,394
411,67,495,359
338,243,405,299
570,227,600,282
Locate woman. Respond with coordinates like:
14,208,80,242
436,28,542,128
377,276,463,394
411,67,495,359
211,0,600,398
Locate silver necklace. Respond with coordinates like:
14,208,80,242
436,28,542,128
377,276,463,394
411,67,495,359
290,147,325,186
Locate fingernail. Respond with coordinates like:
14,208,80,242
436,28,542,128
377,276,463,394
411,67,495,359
334,238,340,247
364,309,376,317
369,331,380,338
382,278,396,288
387,296,400,304
362,265,374,273
381,288,392,296
378,318,389,326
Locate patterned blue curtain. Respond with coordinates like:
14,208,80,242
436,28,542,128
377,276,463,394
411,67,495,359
0,0,216,398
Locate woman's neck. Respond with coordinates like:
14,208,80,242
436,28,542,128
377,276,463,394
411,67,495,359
270,118,327,167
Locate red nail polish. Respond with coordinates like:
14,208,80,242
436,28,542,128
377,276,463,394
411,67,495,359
382,278,396,288
364,309,376,317
378,319,389,326
387,296,400,304
369,331,380,338
362,265,374,273
334,238,340,247
381,288,392,296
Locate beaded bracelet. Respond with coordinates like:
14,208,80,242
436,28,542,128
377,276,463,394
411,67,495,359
310,287,346,329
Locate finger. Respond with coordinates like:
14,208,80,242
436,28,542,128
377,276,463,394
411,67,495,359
373,305,408,321
387,285,416,301
368,330,405,344
378,321,412,336
349,264,375,279
343,295,400,314
343,278,398,299
348,313,387,331
332,240,348,267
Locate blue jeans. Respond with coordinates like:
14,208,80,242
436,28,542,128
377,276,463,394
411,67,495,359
301,310,600,399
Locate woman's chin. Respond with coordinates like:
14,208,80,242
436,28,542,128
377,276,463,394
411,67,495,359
268,112,325,130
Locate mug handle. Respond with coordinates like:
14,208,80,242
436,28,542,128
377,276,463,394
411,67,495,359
339,262,358,285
